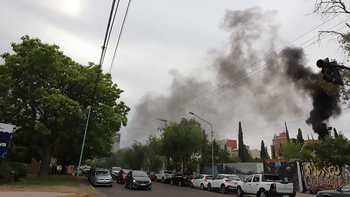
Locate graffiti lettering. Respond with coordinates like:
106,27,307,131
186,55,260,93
301,162,350,194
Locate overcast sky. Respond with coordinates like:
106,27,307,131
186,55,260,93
1,0,350,154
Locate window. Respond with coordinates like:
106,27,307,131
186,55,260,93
245,176,253,182
253,175,260,182
342,183,350,192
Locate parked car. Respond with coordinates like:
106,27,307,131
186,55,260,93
190,174,214,190
236,174,295,197
82,166,91,174
207,174,241,194
110,166,122,180
170,172,194,186
125,170,152,190
90,168,113,187
149,172,157,181
87,166,97,183
317,182,350,197
156,170,174,183
117,169,130,184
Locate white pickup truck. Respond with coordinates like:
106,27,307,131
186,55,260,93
156,170,174,183
236,174,295,197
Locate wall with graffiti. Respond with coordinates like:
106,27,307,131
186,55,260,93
264,162,300,192
199,163,223,176
224,163,263,180
300,162,350,194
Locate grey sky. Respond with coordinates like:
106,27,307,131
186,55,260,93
1,0,350,153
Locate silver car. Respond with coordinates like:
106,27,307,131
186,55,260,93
91,169,113,187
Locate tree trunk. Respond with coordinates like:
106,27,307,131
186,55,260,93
37,143,53,178
61,154,67,175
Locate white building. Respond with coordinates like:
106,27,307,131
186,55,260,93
112,133,121,152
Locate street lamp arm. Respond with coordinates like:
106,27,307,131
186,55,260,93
189,112,213,132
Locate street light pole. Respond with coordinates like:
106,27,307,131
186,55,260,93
157,118,167,170
189,112,214,176
76,105,92,177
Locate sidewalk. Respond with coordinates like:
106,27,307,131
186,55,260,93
0,191,75,197
0,175,94,197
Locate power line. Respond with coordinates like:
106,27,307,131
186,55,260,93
141,18,348,132
109,0,132,74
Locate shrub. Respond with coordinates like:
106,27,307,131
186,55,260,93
0,162,12,180
8,161,27,179
0,161,28,180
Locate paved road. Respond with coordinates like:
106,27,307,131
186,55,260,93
96,181,237,197
95,181,316,197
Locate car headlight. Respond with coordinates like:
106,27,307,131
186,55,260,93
133,179,136,183
149,180,152,183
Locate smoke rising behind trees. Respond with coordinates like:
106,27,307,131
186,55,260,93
125,6,341,146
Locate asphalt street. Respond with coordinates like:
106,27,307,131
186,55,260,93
94,181,316,197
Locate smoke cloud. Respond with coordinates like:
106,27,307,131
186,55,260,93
125,6,341,145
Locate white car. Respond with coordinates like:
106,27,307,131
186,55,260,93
190,174,214,190
207,174,241,194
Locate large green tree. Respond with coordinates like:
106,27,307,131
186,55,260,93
281,142,311,161
0,36,130,177
160,118,204,172
145,135,163,171
304,134,350,170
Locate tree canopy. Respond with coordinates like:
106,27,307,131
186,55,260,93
0,35,130,177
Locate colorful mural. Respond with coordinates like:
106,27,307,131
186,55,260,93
300,162,350,194
264,162,300,191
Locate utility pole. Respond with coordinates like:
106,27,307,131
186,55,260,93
157,118,167,170
189,112,215,176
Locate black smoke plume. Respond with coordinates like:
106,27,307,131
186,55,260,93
124,6,341,145
280,48,341,140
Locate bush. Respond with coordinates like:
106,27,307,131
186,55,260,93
8,161,27,179
0,162,12,180
0,161,27,180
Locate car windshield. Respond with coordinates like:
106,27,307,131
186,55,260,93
133,171,148,177
112,167,121,171
183,173,192,176
85,166,91,169
96,170,109,176
225,176,240,180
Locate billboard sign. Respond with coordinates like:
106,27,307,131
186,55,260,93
0,123,14,157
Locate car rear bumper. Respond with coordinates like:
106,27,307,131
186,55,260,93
266,191,296,197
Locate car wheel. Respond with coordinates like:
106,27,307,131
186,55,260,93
200,184,204,190
190,183,194,188
109,184,113,187
178,181,182,186
170,179,174,185
129,183,133,190
162,178,165,183
259,190,266,197
221,185,226,194
148,187,152,190
124,181,127,188
207,183,212,192
237,187,244,197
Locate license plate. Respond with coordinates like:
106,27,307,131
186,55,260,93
141,183,146,186
283,195,289,197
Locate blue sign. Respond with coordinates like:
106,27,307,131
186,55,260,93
0,123,14,157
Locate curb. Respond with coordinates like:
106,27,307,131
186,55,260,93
67,194,89,197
